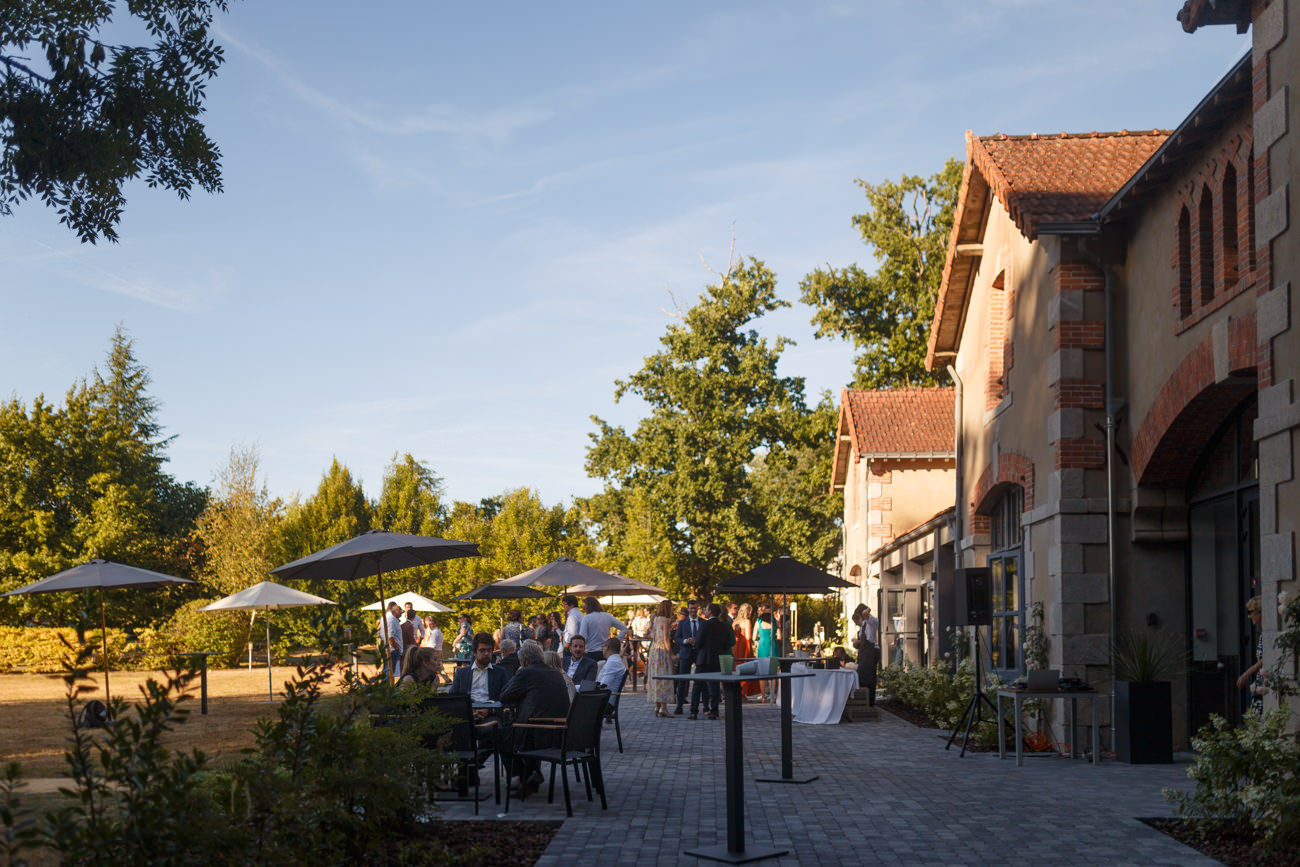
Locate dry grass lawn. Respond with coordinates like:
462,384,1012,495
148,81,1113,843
0,663,377,780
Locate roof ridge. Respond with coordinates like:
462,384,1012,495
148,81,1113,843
980,129,1169,142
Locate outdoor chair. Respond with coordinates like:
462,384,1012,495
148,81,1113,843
506,687,609,817
422,693,500,814
604,666,629,753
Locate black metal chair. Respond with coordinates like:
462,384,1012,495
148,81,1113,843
422,693,500,814
506,688,609,817
604,666,629,753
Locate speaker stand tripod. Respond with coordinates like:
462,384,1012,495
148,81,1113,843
945,634,999,757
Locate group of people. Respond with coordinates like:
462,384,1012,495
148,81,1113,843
644,599,782,720
433,609,632,798
377,600,447,682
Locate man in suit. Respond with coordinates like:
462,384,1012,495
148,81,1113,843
672,599,702,714
451,632,510,722
690,603,729,719
563,634,598,686
500,642,571,793
852,604,880,707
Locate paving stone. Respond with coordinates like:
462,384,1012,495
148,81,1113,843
431,689,1217,865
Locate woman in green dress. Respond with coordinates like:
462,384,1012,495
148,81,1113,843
754,602,776,703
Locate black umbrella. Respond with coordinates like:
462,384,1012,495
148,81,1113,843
271,529,480,680
451,582,553,601
714,556,855,594
2,559,194,705
715,557,855,656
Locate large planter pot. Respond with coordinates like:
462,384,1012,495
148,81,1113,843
1115,680,1173,764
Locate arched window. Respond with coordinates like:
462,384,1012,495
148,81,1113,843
1222,162,1238,286
1178,206,1192,318
1199,184,1215,304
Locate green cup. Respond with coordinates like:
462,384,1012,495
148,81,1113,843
719,654,734,674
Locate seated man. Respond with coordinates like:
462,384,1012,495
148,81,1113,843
496,638,521,679
595,637,627,721
450,632,509,721
563,635,598,687
499,642,571,794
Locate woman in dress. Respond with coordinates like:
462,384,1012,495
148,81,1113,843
647,599,675,717
754,602,776,703
452,613,473,660
733,603,761,699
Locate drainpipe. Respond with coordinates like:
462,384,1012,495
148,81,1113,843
947,364,968,665
1080,237,1121,754
947,365,964,563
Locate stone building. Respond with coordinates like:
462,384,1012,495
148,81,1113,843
830,387,955,665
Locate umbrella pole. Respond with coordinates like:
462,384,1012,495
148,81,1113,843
377,566,390,684
267,611,273,702
99,587,110,706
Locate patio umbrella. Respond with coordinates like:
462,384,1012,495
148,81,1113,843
360,590,452,613
1,559,194,705
270,529,479,681
199,581,335,701
450,582,553,601
715,557,855,656
567,576,666,596
714,557,856,595
495,556,626,590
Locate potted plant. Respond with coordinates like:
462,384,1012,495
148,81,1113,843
1112,628,1185,764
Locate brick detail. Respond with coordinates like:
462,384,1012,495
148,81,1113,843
870,523,894,539
972,452,1036,519
868,497,893,511
1171,132,1258,334
869,467,892,484
1131,314,1258,486
1053,380,1105,409
1054,321,1105,350
1055,437,1106,470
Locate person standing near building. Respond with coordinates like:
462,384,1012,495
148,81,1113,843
853,603,879,707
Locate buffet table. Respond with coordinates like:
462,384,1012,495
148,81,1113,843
789,665,858,725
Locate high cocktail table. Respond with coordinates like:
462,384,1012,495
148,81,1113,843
656,671,810,863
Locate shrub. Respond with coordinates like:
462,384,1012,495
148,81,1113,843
4,646,455,865
135,599,251,669
0,627,133,673
878,659,1007,748
1164,709,1300,852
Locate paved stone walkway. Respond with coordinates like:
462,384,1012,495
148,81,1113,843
433,690,1218,866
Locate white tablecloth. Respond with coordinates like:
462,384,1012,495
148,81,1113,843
789,666,858,724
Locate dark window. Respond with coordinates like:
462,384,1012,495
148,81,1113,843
1222,163,1238,286
1178,206,1192,318
1199,185,1215,304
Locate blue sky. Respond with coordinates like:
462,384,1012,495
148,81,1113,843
2,2,1249,507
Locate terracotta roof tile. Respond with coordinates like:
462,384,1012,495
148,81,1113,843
971,130,1169,240
842,387,955,455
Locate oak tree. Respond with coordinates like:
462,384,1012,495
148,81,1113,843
801,158,962,388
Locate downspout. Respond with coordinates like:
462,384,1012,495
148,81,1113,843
1080,236,1120,754
947,365,964,563
947,364,968,666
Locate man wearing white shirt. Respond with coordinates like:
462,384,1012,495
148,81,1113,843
378,602,404,679
561,594,583,659
578,596,627,650
596,637,627,692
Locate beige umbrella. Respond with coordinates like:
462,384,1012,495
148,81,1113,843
1,559,194,705
271,529,479,682
200,581,335,701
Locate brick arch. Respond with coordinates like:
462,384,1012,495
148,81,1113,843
1131,315,1257,487
969,453,1036,530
